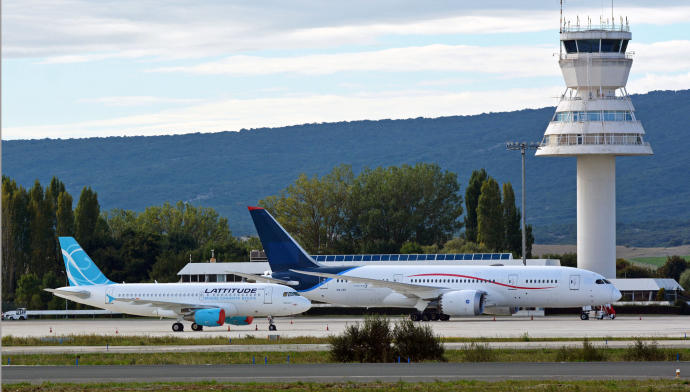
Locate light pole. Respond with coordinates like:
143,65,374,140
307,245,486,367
506,141,540,266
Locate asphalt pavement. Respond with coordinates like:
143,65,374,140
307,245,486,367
3,362,689,383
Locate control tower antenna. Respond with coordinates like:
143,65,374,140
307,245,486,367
535,17,652,278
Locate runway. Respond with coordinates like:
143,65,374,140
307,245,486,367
3,315,689,339
3,362,689,383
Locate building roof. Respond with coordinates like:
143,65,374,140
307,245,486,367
609,278,683,291
178,262,269,275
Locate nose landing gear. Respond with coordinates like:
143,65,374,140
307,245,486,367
172,322,184,332
268,315,277,331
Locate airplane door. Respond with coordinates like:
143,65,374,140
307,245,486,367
569,275,580,290
508,274,518,290
263,287,272,304
393,274,403,283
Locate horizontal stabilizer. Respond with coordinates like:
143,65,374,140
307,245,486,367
227,271,299,286
44,288,91,299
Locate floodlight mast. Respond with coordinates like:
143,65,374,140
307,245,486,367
505,142,540,266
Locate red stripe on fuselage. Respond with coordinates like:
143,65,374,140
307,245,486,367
409,273,555,290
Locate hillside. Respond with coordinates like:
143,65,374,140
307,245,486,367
4,89,690,246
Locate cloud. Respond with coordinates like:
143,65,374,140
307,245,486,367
4,1,690,61
79,96,203,107
3,86,564,140
152,44,559,77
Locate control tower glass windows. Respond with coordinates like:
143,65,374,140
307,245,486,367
562,39,629,53
563,40,577,53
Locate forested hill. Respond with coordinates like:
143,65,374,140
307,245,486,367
4,89,690,246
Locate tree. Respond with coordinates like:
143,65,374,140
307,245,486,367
15,273,43,309
502,183,521,257
679,269,690,292
56,191,74,236
464,169,487,243
2,177,31,303
74,186,101,249
400,241,423,254
616,259,654,278
477,177,503,251
41,270,63,309
28,180,56,276
657,256,688,281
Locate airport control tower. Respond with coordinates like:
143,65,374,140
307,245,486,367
536,20,652,278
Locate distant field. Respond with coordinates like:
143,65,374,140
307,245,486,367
631,255,690,267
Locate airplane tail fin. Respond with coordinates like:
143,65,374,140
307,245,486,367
58,237,114,286
247,207,319,272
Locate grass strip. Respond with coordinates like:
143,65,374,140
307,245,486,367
5,347,690,365
5,333,689,346
4,379,690,391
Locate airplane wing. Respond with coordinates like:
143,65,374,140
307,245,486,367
289,269,445,300
227,271,298,286
109,297,216,315
44,288,91,299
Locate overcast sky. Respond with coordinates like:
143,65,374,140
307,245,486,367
3,0,690,140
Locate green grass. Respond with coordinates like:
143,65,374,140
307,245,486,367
631,255,690,267
4,334,687,347
5,347,689,365
4,380,690,391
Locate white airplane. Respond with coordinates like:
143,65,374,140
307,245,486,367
242,207,621,321
46,237,311,331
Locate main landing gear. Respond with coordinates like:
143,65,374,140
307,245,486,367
268,315,277,331
191,322,203,331
172,322,184,332
410,310,450,322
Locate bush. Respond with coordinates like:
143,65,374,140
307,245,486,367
624,339,665,361
555,339,607,362
392,318,445,362
329,315,392,363
463,342,495,362
329,316,445,363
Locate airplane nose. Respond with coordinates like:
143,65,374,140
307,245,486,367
299,297,312,313
611,286,621,302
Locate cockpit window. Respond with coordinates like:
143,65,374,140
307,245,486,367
595,279,605,284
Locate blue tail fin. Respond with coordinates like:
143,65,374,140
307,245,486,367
248,207,319,272
59,237,114,286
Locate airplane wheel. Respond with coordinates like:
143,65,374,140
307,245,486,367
609,314,615,320
410,313,420,322
191,323,203,331
440,314,450,321
269,324,277,331
172,322,184,332
431,312,440,321
421,313,430,322
580,313,589,320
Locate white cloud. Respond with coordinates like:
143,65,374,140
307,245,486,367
79,96,203,107
4,1,690,62
628,72,690,93
152,44,559,77
3,87,564,140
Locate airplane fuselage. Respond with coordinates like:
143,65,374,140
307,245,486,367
52,282,310,319
281,265,619,309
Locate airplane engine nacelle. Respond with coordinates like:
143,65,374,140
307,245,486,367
439,290,485,316
185,308,225,326
225,316,254,325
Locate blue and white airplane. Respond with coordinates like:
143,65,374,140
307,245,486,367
237,207,621,321
46,237,311,331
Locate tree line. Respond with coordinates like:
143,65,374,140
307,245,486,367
260,164,532,256
2,164,532,309
2,176,248,310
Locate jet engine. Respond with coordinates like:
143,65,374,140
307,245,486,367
184,308,226,326
225,316,254,325
439,290,485,316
